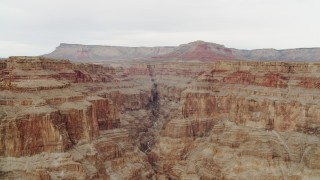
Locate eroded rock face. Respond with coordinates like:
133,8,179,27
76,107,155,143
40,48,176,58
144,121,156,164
2,57,320,180
150,60,320,179
0,57,155,179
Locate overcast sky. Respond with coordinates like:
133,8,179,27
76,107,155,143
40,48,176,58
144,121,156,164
1,0,320,57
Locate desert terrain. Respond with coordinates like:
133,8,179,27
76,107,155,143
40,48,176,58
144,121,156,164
1,41,320,179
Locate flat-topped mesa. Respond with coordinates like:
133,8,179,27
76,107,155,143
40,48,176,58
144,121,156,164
44,43,175,61
45,41,320,62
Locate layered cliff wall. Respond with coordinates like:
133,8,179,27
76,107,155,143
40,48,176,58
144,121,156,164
0,57,156,179
149,60,320,179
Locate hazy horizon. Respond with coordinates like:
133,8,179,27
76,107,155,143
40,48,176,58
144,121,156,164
1,0,320,57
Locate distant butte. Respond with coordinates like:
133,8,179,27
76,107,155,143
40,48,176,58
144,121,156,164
43,40,320,62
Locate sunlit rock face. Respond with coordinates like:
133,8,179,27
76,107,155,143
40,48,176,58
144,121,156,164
1,56,320,179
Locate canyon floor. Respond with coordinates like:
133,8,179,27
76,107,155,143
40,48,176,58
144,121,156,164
1,56,320,179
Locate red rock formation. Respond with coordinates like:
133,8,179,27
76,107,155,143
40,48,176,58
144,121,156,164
0,109,71,157
88,97,120,130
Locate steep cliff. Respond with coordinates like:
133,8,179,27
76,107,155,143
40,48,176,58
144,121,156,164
150,60,320,179
0,57,156,179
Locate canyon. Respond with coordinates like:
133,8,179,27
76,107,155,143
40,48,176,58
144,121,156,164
1,53,320,179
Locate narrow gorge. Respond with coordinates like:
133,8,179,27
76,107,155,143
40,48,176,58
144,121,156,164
1,56,320,179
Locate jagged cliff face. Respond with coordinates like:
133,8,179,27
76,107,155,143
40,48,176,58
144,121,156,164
44,41,320,62
1,57,320,179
